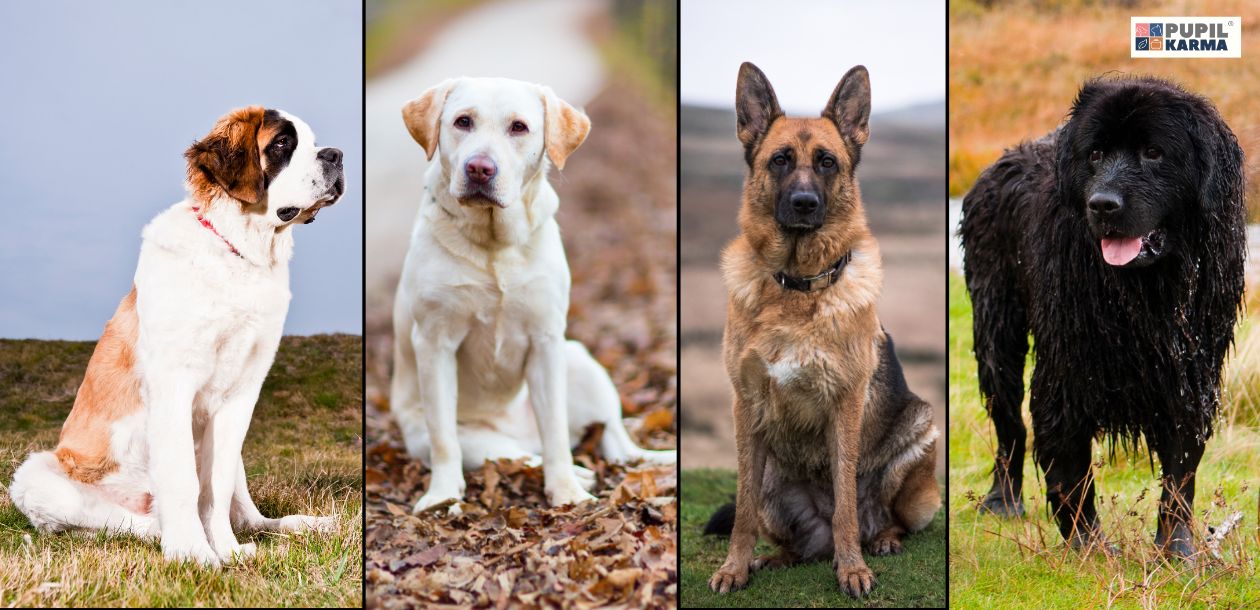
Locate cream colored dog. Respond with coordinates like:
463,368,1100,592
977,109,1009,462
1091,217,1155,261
390,77,675,514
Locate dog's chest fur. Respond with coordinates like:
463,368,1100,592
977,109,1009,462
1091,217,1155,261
723,242,883,477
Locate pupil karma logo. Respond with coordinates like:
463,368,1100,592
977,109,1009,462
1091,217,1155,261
1132,17,1241,58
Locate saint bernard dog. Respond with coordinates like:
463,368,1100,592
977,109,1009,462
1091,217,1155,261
8,107,345,567
390,77,676,515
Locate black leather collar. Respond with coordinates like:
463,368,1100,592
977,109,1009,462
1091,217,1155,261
773,250,852,292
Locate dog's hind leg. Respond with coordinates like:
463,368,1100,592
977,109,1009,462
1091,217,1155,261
563,341,676,465
457,424,597,492
962,168,1032,518
230,459,336,534
966,271,1029,516
870,438,941,555
9,452,157,539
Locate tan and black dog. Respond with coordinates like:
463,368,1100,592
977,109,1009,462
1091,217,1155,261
703,62,941,597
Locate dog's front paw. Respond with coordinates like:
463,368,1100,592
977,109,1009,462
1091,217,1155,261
413,491,463,515
834,561,875,597
546,480,596,507
215,542,257,564
278,514,338,533
163,539,222,568
637,448,677,465
573,465,597,491
708,561,750,593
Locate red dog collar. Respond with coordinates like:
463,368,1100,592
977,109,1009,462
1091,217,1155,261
190,206,242,258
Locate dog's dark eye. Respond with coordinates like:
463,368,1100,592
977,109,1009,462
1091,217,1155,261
510,121,529,134
454,116,473,129
819,157,836,169
772,154,788,167
1089,150,1103,163
272,136,290,150
1143,146,1163,160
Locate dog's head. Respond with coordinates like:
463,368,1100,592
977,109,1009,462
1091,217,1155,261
1057,77,1243,268
402,77,590,209
185,107,345,227
735,62,870,233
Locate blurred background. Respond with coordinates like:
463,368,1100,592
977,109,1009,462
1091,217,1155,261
363,1,678,607
679,0,947,478
0,1,363,339
949,2,1260,607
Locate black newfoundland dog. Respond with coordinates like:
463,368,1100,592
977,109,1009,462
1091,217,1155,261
960,75,1245,559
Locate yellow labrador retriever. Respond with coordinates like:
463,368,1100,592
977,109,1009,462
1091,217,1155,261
391,77,676,514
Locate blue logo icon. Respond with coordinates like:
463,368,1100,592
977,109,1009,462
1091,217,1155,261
1135,37,1149,50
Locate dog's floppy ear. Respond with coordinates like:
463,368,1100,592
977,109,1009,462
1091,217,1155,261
735,62,782,165
539,85,590,170
403,79,456,160
823,65,871,150
1191,102,1244,212
185,106,266,205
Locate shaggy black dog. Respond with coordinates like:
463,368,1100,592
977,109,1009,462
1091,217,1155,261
960,76,1245,558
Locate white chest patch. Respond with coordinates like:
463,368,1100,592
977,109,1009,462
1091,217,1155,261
767,356,802,386
766,345,811,387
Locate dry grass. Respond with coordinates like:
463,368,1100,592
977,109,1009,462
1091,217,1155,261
0,334,363,607
949,273,1260,609
949,0,1260,216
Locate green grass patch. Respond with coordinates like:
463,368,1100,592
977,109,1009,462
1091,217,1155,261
949,272,1260,609
0,334,363,607
680,469,946,608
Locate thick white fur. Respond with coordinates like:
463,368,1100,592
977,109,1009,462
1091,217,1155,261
391,77,676,514
8,111,341,568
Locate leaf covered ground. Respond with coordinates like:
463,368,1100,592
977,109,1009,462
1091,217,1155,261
0,334,363,607
364,71,680,607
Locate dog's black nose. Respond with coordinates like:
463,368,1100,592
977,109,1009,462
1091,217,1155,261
318,148,343,167
1087,192,1123,215
790,192,819,215
465,155,497,185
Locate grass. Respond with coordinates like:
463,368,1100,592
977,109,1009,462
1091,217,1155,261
948,272,1260,609
949,0,1260,217
679,469,946,608
0,334,363,607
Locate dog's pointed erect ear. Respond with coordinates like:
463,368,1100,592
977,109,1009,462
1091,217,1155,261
824,65,871,149
403,79,456,160
735,62,782,163
539,85,590,170
184,106,266,205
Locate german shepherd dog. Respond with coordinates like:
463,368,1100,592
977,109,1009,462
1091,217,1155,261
704,63,941,597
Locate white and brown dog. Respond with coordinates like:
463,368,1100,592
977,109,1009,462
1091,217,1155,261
8,107,345,567
391,77,676,514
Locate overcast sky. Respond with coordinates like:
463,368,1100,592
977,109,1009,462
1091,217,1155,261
681,0,945,115
0,1,362,339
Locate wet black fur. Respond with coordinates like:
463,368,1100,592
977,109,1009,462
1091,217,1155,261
960,76,1245,555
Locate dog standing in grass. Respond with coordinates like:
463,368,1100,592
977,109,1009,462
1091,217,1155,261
704,63,940,597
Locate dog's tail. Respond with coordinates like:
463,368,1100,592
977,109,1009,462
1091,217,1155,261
703,501,736,536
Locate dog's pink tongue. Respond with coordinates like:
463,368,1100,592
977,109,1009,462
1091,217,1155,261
1101,237,1142,266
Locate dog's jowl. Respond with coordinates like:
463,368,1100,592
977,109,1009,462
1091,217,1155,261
704,63,940,598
